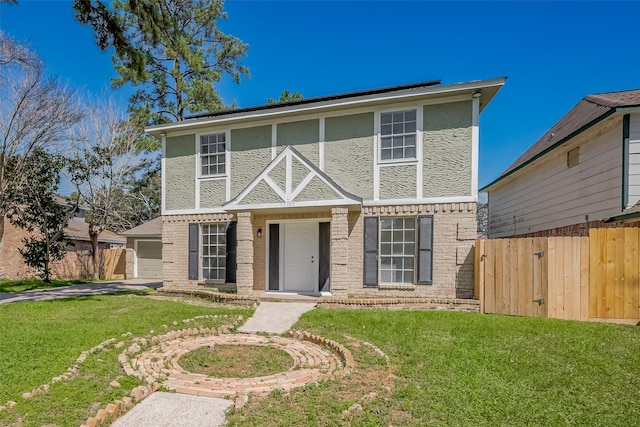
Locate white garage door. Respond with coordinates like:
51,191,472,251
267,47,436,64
136,240,162,279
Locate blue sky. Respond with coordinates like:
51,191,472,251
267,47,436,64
1,1,639,189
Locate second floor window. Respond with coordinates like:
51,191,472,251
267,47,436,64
201,133,226,176
380,109,417,161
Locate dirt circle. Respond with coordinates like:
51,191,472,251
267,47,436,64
133,334,346,399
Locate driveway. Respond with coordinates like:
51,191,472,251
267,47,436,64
0,279,162,304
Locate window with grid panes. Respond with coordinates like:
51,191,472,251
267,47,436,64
380,217,415,283
200,133,226,176
380,110,417,161
201,224,226,281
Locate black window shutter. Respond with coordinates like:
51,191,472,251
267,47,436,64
417,215,433,285
225,221,238,283
363,217,379,287
268,223,280,291
188,223,199,280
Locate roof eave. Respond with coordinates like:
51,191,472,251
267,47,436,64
605,211,640,223
146,77,507,138
481,107,624,192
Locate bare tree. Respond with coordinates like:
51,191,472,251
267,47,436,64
0,33,83,243
70,103,146,279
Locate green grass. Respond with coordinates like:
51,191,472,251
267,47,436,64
0,294,253,426
227,310,640,426
180,345,293,378
0,278,95,293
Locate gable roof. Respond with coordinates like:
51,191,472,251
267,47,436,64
120,217,162,238
224,146,361,210
146,77,506,138
482,89,640,191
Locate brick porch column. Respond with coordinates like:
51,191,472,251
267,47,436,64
330,207,349,297
236,211,254,295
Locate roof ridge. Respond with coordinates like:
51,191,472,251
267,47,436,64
582,95,613,107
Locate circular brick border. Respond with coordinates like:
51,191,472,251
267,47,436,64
128,332,352,404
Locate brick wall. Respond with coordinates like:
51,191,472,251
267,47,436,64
506,219,640,238
161,213,234,289
161,204,477,298
347,202,477,299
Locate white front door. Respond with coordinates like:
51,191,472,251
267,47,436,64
282,222,318,292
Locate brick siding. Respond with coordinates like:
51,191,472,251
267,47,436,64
161,202,477,299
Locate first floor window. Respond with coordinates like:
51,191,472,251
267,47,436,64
202,223,226,280
380,217,415,283
200,133,226,176
363,215,433,287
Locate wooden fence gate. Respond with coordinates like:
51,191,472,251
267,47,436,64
475,236,590,321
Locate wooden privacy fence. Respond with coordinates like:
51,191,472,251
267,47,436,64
102,248,126,280
475,228,640,323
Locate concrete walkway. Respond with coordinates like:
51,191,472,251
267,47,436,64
0,279,161,304
112,392,232,427
113,301,317,426
238,301,317,334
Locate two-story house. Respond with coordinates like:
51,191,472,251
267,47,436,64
146,78,505,298
483,89,640,238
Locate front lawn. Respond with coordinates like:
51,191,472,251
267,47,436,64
3,298,640,427
227,310,640,426
0,294,253,426
0,278,94,293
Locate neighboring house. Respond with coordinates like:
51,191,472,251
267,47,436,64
120,217,162,279
0,202,125,279
146,78,506,297
483,89,640,238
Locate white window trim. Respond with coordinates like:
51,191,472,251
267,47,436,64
376,107,421,165
373,105,424,200
195,131,231,209
378,216,417,285
196,131,230,179
200,222,227,283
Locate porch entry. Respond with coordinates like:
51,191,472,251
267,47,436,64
268,221,331,293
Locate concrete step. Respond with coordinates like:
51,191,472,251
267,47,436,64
257,292,321,303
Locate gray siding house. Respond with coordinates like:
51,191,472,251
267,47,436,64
483,89,640,238
147,78,505,298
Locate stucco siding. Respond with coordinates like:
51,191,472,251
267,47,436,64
268,158,287,191
242,180,283,205
277,119,320,165
324,113,374,200
231,125,272,198
627,113,640,207
294,176,341,202
423,101,472,197
199,179,226,208
488,119,623,237
379,165,416,199
290,157,310,190
165,135,196,211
